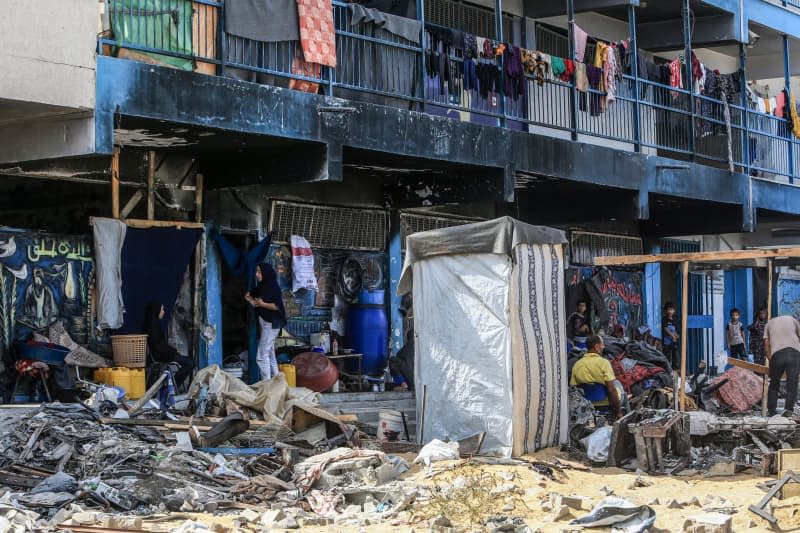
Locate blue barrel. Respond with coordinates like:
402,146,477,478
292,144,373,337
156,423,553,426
346,291,388,376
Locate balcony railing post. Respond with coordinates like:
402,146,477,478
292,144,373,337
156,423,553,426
628,3,641,152
566,0,578,141
495,0,506,127
739,43,751,177
783,34,794,183
683,0,695,161
417,0,426,111
218,0,226,75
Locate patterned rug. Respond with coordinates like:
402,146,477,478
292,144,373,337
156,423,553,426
510,243,568,454
296,0,337,67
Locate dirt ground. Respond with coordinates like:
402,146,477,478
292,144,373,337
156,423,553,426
151,449,800,533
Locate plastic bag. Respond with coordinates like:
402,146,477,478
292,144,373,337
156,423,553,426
580,425,612,463
291,235,318,293
413,439,460,466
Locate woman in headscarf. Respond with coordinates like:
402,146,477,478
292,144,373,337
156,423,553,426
245,263,286,381
144,302,195,389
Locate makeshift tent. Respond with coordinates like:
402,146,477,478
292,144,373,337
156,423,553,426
398,217,569,457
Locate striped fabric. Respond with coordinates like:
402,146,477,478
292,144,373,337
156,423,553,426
510,243,568,455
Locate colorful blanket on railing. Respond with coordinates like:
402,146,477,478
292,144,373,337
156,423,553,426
297,0,337,67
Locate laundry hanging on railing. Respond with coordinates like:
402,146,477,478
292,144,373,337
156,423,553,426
225,0,300,42
350,4,421,43
297,0,337,67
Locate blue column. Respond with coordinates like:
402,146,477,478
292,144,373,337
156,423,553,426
784,35,794,183
683,0,695,162
389,212,404,355
202,225,223,368
643,243,661,334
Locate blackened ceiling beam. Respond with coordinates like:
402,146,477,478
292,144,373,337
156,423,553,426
637,15,739,51
524,0,636,19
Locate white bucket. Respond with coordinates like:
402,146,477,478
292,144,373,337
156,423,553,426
378,409,406,442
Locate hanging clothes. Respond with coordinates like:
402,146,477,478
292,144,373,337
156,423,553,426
504,46,525,101
464,58,477,91
603,44,618,106
791,93,800,139
561,59,575,82
575,62,588,92
586,65,603,116
551,56,566,79
476,63,500,99
296,0,337,67
594,41,608,69
463,33,478,60
775,90,786,118
669,58,683,98
574,24,588,62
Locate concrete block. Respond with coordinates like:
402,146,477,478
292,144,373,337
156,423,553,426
683,512,733,533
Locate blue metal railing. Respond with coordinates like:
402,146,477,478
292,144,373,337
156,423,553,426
99,0,800,183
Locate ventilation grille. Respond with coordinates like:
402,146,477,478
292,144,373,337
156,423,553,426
425,0,512,41
660,238,701,254
269,201,388,251
570,231,643,266
400,212,480,248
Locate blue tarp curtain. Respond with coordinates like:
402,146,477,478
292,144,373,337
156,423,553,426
210,229,271,287
119,226,203,333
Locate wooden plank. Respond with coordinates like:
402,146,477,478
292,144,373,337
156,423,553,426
147,150,155,219
727,357,769,375
124,219,205,229
593,247,800,266
111,146,120,219
120,189,144,220
680,260,689,412
764,259,773,417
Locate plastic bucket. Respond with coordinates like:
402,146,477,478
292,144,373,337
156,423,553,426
279,364,297,387
378,409,406,442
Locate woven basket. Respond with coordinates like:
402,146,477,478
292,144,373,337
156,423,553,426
111,334,147,368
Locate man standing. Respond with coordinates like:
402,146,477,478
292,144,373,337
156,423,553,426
763,314,800,416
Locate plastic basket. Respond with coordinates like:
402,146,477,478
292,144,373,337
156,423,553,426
111,335,147,368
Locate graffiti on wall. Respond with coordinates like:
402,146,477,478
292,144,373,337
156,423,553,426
593,269,643,337
0,231,93,354
778,277,800,321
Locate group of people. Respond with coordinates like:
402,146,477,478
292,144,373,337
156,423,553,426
144,263,287,391
567,298,800,419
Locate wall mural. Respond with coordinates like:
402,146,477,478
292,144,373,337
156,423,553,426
566,266,643,337
592,269,643,337
0,231,93,356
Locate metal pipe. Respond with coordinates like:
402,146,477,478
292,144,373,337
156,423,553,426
417,0,426,111
683,0,695,161
628,3,641,152
739,43,750,176
566,0,577,141
784,35,794,183
495,0,506,127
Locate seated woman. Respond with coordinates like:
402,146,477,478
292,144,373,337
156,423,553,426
144,302,195,390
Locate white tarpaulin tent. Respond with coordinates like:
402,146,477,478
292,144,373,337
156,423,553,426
398,217,568,457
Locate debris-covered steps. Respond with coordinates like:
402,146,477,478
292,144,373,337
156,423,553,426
321,391,416,440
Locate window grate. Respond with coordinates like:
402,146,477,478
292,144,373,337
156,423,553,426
400,212,481,248
570,231,643,266
425,0,512,41
269,201,388,251
660,238,701,254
